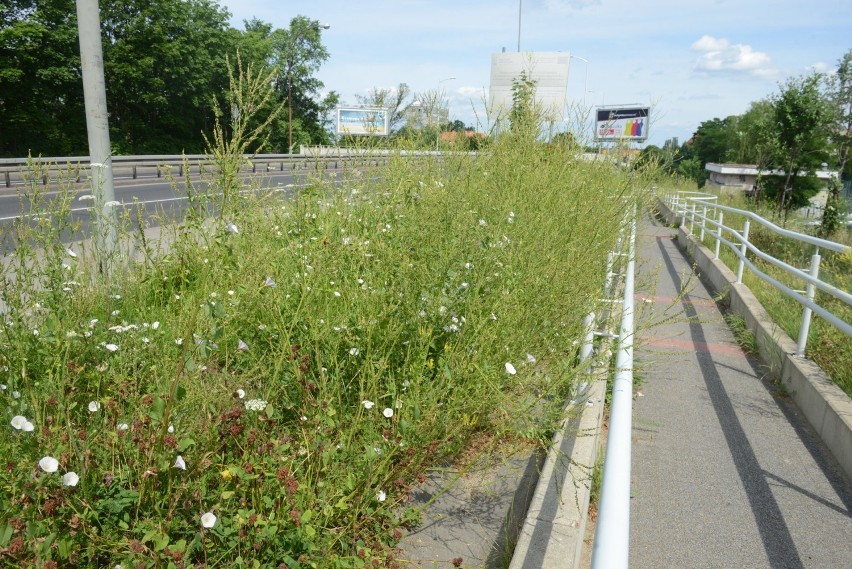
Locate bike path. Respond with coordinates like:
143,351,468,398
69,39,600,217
628,215,852,568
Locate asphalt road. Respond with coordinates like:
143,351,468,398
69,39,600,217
0,167,348,249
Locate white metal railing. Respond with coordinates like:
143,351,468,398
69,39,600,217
664,191,852,356
591,206,637,569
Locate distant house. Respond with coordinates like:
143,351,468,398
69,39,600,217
438,131,486,146
704,163,838,194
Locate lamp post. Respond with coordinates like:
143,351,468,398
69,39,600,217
287,21,330,154
436,77,456,151
570,55,589,107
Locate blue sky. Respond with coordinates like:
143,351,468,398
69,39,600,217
217,0,852,146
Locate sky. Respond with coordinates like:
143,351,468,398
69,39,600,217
216,0,852,146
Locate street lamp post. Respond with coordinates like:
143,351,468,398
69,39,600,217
570,55,589,107
287,21,330,154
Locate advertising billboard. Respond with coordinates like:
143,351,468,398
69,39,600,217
595,107,650,142
489,51,571,119
336,107,389,136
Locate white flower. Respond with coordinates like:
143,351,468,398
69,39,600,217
479,219,487,227
333,291,341,297
228,290,235,296
12,390,20,399
175,338,183,346
105,343,119,352
167,424,175,433
39,456,59,473
505,362,517,375
237,339,249,351
88,400,101,413
226,222,239,234
151,321,160,330
383,408,394,418
376,490,387,502
142,337,150,343
362,400,375,410
22,421,34,432
526,353,537,364
62,472,79,486
236,389,245,399
264,276,277,288
11,415,28,430
117,423,129,431
66,248,77,258
245,399,268,411
174,455,186,470
201,512,217,528
349,347,360,356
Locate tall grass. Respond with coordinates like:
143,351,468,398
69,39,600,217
0,80,640,566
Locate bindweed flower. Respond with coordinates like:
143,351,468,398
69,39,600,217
349,348,360,356
505,362,517,375
526,353,537,364
362,400,375,410
167,425,175,434
383,408,394,418
263,276,277,288
22,420,34,432
62,472,79,486
376,490,387,502
236,389,245,399
105,343,119,352
39,456,59,473
11,415,28,430
226,222,239,234
237,339,249,351
88,401,101,413
201,512,217,528
117,423,129,431
174,455,186,470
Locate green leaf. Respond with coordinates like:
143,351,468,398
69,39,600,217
303,524,316,538
154,534,170,552
177,437,195,451
221,490,235,500
175,385,187,402
0,524,12,547
265,403,274,418
149,396,166,422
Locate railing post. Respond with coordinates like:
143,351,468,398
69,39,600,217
714,211,724,259
4,171,10,187
736,219,750,284
796,250,822,357
689,202,697,233
700,205,707,241
132,166,137,179
579,312,596,365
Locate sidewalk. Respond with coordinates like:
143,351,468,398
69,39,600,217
629,215,852,568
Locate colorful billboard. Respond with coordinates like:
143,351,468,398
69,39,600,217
595,107,650,142
336,108,389,136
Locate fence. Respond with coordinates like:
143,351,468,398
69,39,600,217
0,149,396,188
665,191,852,357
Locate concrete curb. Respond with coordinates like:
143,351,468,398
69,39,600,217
656,197,852,482
508,376,608,568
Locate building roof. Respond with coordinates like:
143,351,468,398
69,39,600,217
705,162,838,181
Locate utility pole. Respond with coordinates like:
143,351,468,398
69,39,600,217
517,0,522,52
75,0,117,273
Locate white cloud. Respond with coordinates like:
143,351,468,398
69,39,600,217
691,35,775,78
544,0,601,11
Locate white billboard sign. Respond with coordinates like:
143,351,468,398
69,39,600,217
336,107,389,136
489,51,571,118
595,107,650,142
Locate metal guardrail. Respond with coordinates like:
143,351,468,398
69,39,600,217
665,191,852,356
0,150,395,187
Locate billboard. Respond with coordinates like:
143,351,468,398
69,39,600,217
336,107,389,136
489,51,571,119
595,107,650,142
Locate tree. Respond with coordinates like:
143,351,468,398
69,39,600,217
271,16,336,152
0,0,87,156
770,74,833,213
821,49,852,236
355,83,413,132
